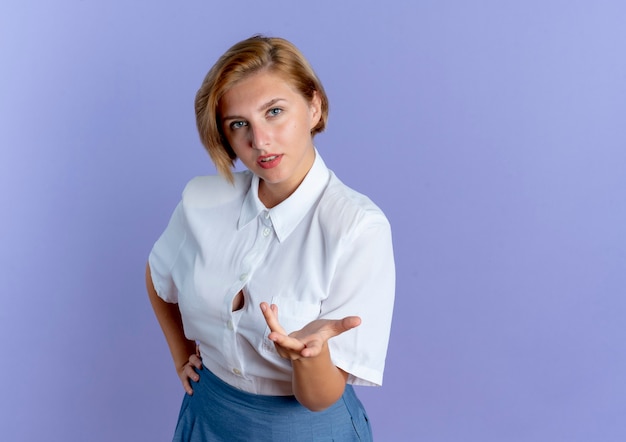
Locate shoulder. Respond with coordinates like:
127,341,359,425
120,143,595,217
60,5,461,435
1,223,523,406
318,172,390,238
181,171,252,209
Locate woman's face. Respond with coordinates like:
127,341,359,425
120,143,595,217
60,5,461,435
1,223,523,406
219,70,321,205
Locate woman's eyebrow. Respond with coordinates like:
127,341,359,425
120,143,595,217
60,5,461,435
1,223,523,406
257,97,286,112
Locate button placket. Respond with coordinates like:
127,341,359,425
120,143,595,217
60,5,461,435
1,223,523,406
261,213,273,239
224,212,276,382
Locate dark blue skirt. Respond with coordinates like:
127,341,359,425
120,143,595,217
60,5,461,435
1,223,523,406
173,365,372,442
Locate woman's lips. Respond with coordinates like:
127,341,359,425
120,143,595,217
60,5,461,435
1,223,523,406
257,154,283,169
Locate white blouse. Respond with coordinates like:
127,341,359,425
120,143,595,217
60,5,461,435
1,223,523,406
149,152,395,395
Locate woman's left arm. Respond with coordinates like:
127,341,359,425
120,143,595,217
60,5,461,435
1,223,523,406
260,303,361,411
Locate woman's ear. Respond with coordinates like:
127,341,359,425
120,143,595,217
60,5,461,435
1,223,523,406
309,91,322,130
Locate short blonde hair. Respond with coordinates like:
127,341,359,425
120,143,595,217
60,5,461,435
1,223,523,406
195,35,329,182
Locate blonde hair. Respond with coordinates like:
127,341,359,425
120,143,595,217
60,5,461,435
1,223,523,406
195,35,329,182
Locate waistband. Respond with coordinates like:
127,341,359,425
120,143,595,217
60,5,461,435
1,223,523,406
192,364,359,413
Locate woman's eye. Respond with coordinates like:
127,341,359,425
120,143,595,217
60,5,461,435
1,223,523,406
230,121,247,130
268,108,282,117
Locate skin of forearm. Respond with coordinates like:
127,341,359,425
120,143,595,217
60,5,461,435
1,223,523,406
291,342,348,412
146,264,196,370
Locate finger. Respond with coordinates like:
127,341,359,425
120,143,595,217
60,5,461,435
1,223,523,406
298,318,359,358
185,362,200,382
180,365,198,395
341,316,362,331
182,378,194,396
300,339,323,358
309,316,362,342
268,331,306,353
260,302,287,335
189,354,203,369
326,316,361,336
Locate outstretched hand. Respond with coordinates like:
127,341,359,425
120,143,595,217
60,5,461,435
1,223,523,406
260,302,361,361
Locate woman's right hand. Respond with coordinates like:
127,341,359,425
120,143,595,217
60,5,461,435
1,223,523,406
177,348,203,395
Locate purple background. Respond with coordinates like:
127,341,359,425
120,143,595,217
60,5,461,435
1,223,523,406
2,1,625,441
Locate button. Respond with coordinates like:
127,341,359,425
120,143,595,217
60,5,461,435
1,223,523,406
239,273,247,281
232,368,242,375
227,320,234,330
264,211,270,219
262,227,271,237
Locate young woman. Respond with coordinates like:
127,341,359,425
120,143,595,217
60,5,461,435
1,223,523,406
147,35,395,441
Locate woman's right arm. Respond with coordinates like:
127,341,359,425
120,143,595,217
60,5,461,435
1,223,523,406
145,262,202,394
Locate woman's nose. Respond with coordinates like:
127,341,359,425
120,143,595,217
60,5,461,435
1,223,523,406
250,124,270,149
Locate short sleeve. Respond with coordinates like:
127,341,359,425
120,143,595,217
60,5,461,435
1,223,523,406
321,214,396,387
148,202,187,303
